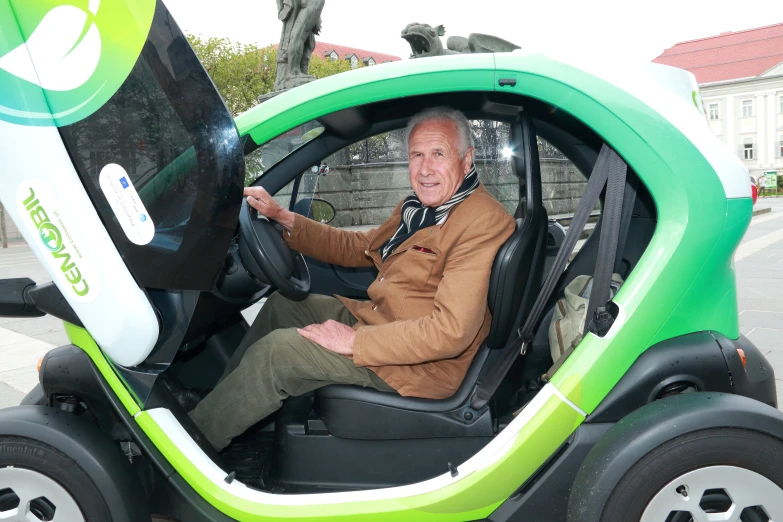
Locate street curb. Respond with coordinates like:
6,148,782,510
753,207,772,216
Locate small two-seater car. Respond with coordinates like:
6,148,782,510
1,1,782,521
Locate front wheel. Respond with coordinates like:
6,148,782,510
0,436,111,521
599,428,783,522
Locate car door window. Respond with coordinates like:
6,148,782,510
257,120,591,236
302,121,518,230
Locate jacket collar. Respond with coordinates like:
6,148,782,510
368,184,487,261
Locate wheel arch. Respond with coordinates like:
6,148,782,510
566,392,783,522
0,406,150,522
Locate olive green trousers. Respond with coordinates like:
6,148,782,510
189,292,393,451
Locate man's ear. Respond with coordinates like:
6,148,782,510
463,147,475,174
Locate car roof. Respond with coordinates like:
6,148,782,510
237,52,748,201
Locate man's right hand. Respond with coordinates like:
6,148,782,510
244,187,295,232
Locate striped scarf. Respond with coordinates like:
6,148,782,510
381,165,479,261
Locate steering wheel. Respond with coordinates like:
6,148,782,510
237,200,311,301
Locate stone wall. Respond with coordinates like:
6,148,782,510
284,158,587,227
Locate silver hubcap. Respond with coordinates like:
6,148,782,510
641,465,783,522
0,467,85,522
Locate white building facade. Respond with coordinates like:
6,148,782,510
701,74,783,183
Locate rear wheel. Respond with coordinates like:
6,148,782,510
599,428,783,522
0,436,111,521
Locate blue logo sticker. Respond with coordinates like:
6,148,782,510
119,177,129,189
139,214,147,222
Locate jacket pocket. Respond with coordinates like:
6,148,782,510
392,248,439,320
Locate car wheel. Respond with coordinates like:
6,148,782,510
0,436,111,521
599,428,783,522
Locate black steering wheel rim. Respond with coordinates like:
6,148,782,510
237,200,311,301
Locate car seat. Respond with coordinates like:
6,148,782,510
312,112,548,439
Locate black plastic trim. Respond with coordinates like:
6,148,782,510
37,344,233,521
268,419,490,490
567,392,783,522
0,278,43,318
587,331,734,423
716,333,777,408
27,282,82,326
0,406,150,522
488,423,612,522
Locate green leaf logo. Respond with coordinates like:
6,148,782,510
0,0,155,127
0,1,101,91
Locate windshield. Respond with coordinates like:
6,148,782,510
244,121,324,186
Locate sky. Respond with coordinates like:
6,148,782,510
164,0,783,64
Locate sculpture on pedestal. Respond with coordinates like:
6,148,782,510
401,23,520,59
274,0,325,91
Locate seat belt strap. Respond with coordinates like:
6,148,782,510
470,145,618,410
613,177,637,275
584,151,627,336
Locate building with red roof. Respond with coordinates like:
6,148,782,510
313,41,401,67
272,41,401,68
654,23,783,183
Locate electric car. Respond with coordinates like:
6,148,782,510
1,1,782,521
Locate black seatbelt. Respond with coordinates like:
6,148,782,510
584,152,627,336
613,177,637,275
470,145,622,411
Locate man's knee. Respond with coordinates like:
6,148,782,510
245,328,306,368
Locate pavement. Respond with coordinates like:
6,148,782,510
1,199,783,408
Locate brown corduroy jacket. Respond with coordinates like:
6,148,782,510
286,185,516,399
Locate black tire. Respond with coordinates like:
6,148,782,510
0,436,111,521
599,428,783,521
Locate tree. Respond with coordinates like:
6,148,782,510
0,203,7,249
186,35,360,118
186,35,276,117
187,34,363,186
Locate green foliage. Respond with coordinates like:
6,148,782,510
187,34,363,186
186,35,276,117
187,34,361,119
307,54,356,78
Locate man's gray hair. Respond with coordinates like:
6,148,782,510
405,107,475,158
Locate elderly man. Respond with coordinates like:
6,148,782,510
190,107,516,451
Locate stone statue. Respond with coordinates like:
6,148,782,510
274,0,325,91
401,23,520,59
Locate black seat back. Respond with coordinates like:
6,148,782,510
486,113,547,349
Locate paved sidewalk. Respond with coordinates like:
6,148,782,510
1,200,783,407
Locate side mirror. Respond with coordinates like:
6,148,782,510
292,198,336,224
310,198,336,224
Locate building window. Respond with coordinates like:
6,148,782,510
743,138,754,160
363,57,376,66
742,99,754,117
708,103,720,120
325,50,338,61
780,96,783,114
348,55,358,68
779,135,783,158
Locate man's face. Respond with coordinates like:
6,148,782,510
408,119,474,207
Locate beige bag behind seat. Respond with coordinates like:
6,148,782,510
548,273,623,371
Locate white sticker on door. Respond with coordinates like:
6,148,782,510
98,164,155,246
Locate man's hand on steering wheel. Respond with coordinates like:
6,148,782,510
244,186,295,232
238,186,311,300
